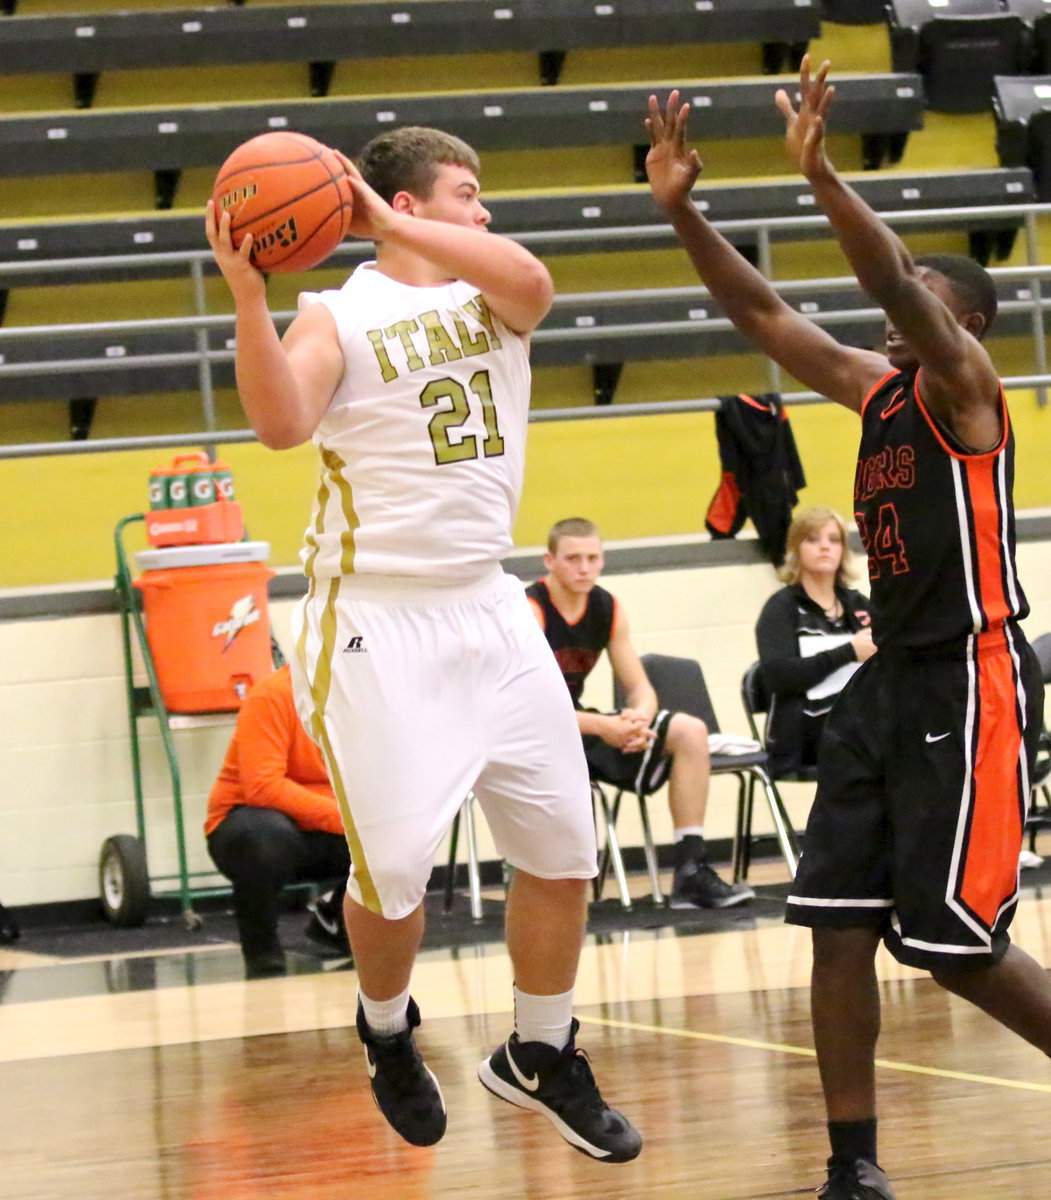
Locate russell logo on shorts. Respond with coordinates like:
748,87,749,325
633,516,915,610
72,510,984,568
342,635,367,654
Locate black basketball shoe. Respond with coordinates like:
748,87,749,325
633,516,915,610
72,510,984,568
818,1157,895,1199
357,997,446,1147
669,858,755,909
305,889,350,956
477,1019,642,1162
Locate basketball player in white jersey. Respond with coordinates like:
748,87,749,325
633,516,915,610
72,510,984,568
205,127,640,1163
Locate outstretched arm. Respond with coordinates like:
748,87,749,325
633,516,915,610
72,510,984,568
779,58,1002,446
645,90,886,413
205,203,343,449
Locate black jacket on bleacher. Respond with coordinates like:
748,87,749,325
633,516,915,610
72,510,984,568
705,393,806,567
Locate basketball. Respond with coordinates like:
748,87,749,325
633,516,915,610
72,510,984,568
211,131,353,273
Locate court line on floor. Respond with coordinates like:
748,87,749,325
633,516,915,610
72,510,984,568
579,1014,1051,1094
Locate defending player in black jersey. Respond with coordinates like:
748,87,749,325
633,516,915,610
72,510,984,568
646,58,1048,1200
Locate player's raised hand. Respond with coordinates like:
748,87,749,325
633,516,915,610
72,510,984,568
645,90,702,213
775,55,836,180
331,149,398,243
204,200,266,300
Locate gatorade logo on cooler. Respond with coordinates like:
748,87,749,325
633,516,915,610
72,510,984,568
190,475,215,503
212,593,261,652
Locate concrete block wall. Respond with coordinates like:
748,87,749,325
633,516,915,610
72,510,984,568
2,538,1049,909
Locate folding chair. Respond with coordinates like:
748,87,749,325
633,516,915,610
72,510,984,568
590,779,641,909
592,653,800,904
443,793,484,922
741,661,820,785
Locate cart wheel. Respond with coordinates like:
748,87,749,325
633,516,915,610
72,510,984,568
99,835,151,927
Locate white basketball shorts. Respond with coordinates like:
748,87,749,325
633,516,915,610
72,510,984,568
290,568,597,918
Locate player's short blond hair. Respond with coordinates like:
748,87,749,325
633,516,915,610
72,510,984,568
546,517,601,554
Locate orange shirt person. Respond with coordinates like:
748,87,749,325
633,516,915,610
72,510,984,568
205,664,350,977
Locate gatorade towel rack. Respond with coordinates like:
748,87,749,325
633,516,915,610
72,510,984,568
106,513,283,930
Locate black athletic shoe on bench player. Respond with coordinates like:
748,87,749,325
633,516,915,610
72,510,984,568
477,1018,642,1162
357,996,446,1147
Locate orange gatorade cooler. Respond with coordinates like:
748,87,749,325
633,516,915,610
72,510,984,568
133,542,275,713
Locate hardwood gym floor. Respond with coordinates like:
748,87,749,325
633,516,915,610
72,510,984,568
4,860,1051,1199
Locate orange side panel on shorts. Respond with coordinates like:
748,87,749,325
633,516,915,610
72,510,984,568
964,454,1011,630
959,634,1021,926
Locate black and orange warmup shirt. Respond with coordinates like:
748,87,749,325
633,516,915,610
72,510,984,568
525,579,617,706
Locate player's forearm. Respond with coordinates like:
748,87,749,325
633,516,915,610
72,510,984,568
383,213,553,317
760,647,854,696
576,710,608,738
233,303,318,449
663,197,786,335
806,167,914,309
623,684,657,723
242,774,343,834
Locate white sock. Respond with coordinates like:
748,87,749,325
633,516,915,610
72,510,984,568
359,985,410,1036
513,985,574,1050
674,826,705,841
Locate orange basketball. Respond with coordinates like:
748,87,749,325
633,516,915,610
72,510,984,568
211,131,353,273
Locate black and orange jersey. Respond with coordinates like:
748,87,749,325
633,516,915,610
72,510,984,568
525,579,617,706
854,370,1028,648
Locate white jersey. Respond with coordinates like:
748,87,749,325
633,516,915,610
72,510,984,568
298,262,532,583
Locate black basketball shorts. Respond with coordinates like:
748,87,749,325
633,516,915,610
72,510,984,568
786,625,1043,971
583,710,673,796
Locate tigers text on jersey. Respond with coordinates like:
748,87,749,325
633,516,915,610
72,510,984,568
298,263,532,582
854,370,1027,648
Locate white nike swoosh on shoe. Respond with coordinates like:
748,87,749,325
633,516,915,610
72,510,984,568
505,1044,540,1092
365,1048,377,1080
925,732,951,743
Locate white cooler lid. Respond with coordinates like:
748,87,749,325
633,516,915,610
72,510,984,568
135,541,270,572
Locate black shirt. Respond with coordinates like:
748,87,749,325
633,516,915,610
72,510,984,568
525,579,616,706
755,582,871,777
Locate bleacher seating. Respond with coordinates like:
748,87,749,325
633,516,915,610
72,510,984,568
1,3,1047,446
1005,0,1051,73
0,74,925,198
0,0,822,104
472,167,1035,264
1,273,1045,405
820,0,888,23
888,0,1030,113
0,167,1034,292
994,73,1051,198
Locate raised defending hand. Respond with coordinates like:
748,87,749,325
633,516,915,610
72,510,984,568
644,90,702,213
774,55,835,181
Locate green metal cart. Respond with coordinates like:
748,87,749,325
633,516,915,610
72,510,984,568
105,513,281,930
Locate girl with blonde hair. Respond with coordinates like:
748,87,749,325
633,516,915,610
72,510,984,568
755,506,874,778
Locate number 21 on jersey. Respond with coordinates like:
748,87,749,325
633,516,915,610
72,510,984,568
420,369,505,466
